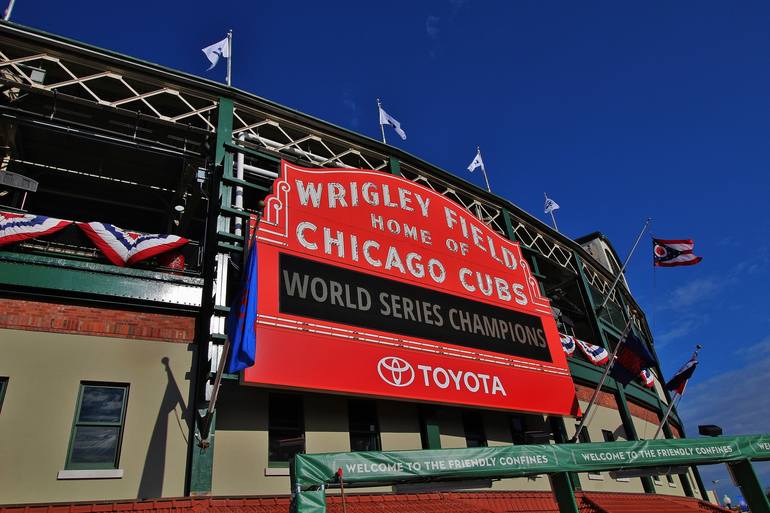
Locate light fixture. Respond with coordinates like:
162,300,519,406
19,64,46,85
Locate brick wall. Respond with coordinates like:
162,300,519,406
627,400,660,425
0,298,195,343
574,383,618,410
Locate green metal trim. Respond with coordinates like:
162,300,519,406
0,251,203,307
220,205,251,218
65,383,128,470
217,230,243,243
217,241,243,253
189,96,234,496
549,472,580,513
223,140,281,163
0,377,8,414
190,409,216,495
222,175,271,192
728,460,770,513
388,157,402,176
420,406,441,449
501,209,518,242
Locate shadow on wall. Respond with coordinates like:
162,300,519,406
137,357,191,500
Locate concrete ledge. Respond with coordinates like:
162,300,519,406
57,469,124,480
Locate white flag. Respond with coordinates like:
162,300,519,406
468,151,485,173
202,37,230,71
378,106,407,140
544,197,560,214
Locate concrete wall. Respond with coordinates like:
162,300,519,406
0,329,194,504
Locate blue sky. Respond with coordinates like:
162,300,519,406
11,0,770,500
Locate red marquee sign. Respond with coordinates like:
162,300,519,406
244,161,578,416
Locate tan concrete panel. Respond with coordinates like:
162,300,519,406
0,329,193,504
439,408,466,449
211,384,286,495
305,395,349,454
378,400,421,451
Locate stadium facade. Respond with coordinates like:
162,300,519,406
0,21,718,511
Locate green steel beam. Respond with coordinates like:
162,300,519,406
550,472,580,513
728,460,770,513
0,251,202,308
388,157,402,176
189,96,234,496
501,209,519,242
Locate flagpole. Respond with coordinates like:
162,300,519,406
478,146,491,193
571,317,635,443
226,30,232,86
652,344,702,440
596,217,652,316
376,98,387,144
545,192,559,232
3,0,15,20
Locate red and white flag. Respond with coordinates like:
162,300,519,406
653,238,702,267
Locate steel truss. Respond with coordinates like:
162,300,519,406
0,43,218,133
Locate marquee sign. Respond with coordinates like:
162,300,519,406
244,161,578,415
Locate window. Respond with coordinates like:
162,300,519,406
268,393,304,466
602,429,615,442
0,377,7,413
511,415,526,445
348,400,381,452
463,412,487,448
66,383,128,469
512,414,552,445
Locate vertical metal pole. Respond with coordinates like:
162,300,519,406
226,30,232,87
478,147,491,192
570,317,634,443
3,0,16,21
545,193,559,232
653,345,701,439
597,217,652,314
377,98,387,144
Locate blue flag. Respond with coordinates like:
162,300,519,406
225,238,258,373
610,333,656,387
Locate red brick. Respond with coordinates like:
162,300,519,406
0,298,195,343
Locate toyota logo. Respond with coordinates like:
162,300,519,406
377,356,415,387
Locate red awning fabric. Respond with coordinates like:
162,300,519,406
0,492,729,513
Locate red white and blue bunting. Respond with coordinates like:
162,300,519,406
562,330,658,388
640,368,655,388
78,222,189,267
560,333,576,356
0,211,71,246
575,338,610,366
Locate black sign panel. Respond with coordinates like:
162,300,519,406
279,253,552,362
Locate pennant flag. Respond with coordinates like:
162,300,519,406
378,105,407,140
0,211,71,246
467,150,485,173
665,355,698,395
610,333,657,386
544,197,560,214
653,238,702,267
78,222,188,267
202,36,230,71
225,236,258,373
560,333,576,356
576,338,610,366
640,368,655,388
